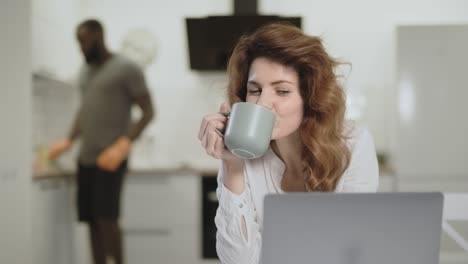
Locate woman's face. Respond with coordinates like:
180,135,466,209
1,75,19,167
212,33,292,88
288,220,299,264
246,57,304,140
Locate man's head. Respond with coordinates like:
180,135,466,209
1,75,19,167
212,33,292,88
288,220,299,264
76,19,106,64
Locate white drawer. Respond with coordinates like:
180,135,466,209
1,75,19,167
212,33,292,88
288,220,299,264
125,230,175,264
125,226,201,263
121,174,200,229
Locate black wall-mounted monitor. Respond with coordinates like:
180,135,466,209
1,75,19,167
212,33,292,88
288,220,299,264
185,16,302,71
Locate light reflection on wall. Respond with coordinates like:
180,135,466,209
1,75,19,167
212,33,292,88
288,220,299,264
346,85,369,121
398,79,415,124
346,93,367,121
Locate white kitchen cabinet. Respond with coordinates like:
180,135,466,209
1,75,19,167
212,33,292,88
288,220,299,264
31,0,80,79
394,25,468,179
31,176,75,264
122,172,219,264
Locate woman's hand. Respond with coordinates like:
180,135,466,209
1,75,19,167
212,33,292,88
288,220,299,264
200,103,245,194
198,103,238,161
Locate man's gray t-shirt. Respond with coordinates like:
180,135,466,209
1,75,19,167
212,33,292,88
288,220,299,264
77,54,149,165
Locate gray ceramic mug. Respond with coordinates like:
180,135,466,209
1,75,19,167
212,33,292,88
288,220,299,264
224,102,275,159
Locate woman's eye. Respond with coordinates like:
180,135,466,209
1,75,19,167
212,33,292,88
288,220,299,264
277,90,290,95
248,89,261,95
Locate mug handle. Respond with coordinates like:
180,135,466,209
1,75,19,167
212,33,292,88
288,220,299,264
215,111,231,138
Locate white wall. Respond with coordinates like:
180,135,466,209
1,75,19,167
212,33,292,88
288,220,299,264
73,0,468,171
0,1,33,263
262,0,468,155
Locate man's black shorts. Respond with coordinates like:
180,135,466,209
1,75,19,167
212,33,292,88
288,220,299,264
77,160,127,222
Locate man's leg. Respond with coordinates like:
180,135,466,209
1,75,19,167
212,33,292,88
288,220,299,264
98,219,123,264
78,163,107,264
94,160,127,264
89,221,106,264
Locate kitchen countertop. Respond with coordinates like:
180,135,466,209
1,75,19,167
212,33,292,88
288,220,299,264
34,163,394,181
33,165,219,180
34,151,393,180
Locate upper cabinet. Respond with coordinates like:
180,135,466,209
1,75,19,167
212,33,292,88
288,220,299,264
394,25,468,178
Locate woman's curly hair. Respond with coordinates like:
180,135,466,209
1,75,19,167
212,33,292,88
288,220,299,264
226,22,351,191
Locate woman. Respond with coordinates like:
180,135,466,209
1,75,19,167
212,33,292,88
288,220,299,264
198,23,379,264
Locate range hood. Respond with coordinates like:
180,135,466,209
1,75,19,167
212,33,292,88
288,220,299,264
185,0,301,71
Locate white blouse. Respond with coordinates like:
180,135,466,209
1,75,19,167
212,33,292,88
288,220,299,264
214,125,379,264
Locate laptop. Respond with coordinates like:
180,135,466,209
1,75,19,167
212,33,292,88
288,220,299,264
260,192,443,264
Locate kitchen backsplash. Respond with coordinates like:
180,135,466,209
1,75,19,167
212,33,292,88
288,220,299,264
32,73,78,176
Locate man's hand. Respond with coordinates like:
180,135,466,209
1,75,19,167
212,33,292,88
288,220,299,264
49,139,73,160
97,136,131,172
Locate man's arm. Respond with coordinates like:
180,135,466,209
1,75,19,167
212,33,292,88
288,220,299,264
49,111,80,160
127,94,154,141
96,94,154,171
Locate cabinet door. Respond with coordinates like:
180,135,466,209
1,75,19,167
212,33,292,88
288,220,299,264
122,173,201,263
395,25,468,178
31,177,75,264
122,175,174,229
125,230,174,264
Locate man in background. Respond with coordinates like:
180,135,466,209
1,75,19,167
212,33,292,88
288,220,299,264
49,19,154,264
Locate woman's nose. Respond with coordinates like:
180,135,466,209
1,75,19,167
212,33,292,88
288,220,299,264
256,92,274,110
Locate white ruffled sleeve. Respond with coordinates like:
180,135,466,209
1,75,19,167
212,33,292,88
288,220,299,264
214,161,262,264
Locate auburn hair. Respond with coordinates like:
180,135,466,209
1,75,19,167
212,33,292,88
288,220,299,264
226,22,351,191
